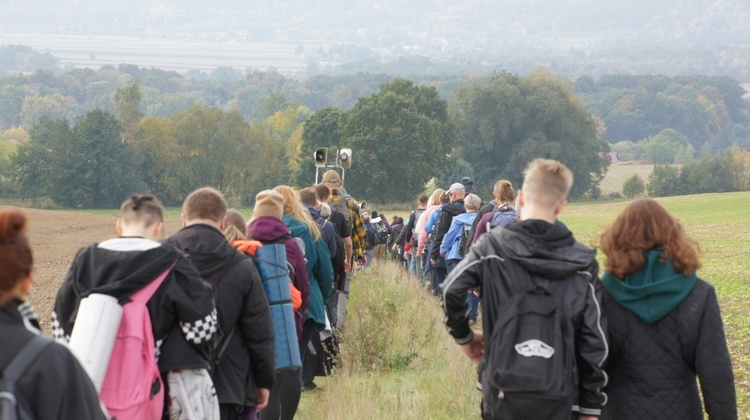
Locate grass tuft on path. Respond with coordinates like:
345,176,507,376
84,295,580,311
297,262,480,419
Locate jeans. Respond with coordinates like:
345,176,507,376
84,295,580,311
365,249,374,267
468,292,480,321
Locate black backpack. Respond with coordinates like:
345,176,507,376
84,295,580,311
0,335,54,420
373,221,389,244
482,276,576,420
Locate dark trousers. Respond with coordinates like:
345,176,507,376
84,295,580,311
298,319,318,385
258,369,302,420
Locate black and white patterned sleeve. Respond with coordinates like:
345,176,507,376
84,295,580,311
50,311,70,342
179,308,218,345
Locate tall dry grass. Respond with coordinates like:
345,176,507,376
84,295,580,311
297,262,480,418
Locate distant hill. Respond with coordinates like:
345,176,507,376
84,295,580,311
4,1,750,80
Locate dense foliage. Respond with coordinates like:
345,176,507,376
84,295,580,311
647,150,750,197
577,75,749,161
450,71,610,199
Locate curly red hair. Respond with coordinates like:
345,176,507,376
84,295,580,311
598,198,700,279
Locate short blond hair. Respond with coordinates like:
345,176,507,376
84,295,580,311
464,194,481,211
183,187,227,223
522,159,573,208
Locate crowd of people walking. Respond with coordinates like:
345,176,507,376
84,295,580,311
0,158,739,419
0,168,370,420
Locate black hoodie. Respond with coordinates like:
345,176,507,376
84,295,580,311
165,224,275,407
442,219,608,417
52,237,217,372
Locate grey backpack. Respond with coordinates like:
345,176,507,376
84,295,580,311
0,335,53,420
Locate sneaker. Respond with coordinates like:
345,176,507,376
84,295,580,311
302,381,317,391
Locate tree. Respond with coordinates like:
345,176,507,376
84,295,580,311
50,110,139,208
647,165,683,197
291,107,346,187
341,78,454,203
450,70,609,199
114,79,144,140
10,141,51,207
622,174,645,198
131,117,182,205
643,128,689,164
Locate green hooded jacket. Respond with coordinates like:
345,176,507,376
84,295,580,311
602,250,697,324
282,215,333,329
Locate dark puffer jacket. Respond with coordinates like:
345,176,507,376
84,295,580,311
601,279,737,419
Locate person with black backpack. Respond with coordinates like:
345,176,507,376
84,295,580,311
442,159,608,420
165,187,275,420
362,214,377,268
369,211,390,265
0,210,107,420
394,195,428,276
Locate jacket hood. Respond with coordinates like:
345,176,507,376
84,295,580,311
248,216,290,242
454,212,477,226
444,200,465,217
602,250,698,324
166,224,237,277
499,219,595,279
306,205,322,221
71,242,183,300
282,215,308,238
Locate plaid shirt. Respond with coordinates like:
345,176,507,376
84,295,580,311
331,190,366,257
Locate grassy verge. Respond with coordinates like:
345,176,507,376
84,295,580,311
297,262,481,418
300,192,750,417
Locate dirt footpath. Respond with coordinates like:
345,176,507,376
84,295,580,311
5,206,183,332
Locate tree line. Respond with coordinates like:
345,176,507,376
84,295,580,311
8,73,610,207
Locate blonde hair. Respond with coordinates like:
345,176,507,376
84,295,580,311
428,188,445,206
522,159,573,208
273,185,322,241
464,194,481,211
223,209,246,242
493,179,515,204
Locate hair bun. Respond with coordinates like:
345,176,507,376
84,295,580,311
0,210,27,242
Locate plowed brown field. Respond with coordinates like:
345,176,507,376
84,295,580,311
7,206,184,332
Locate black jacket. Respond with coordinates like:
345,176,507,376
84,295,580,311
165,224,275,407
431,199,465,260
52,238,217,372
442,219,608,417
1,300,107,420
601,279,736,419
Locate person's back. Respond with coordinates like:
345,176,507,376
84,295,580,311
53,194,218,418
442,159,608,419
165,187,275,420
0,209,107,420
598,199,736,419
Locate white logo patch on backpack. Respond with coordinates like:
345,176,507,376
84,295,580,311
514,339,555,359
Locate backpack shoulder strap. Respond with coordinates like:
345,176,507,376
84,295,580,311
129,260,179,304
3,335,54,383
204,251,248,286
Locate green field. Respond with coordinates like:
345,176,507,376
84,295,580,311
298,191,750,418
599,162,654,196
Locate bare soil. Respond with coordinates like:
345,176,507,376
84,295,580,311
6,206,184,332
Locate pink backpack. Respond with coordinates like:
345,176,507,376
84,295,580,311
100,264,174,420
